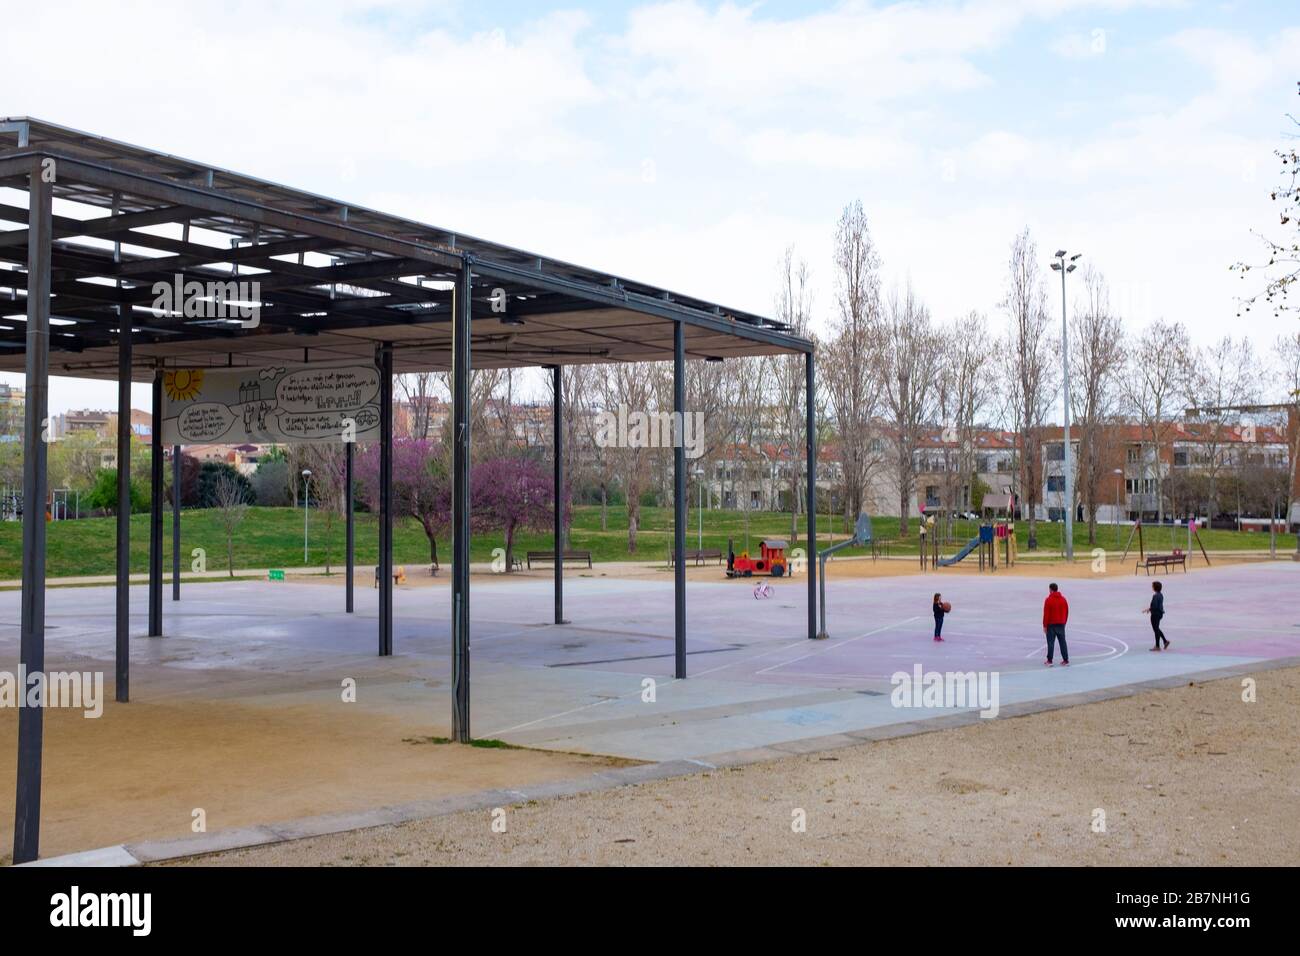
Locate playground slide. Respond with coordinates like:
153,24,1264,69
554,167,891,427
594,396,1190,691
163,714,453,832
936,536,981,568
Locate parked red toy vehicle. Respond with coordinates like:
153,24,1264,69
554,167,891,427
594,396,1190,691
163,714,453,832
727,538,788,577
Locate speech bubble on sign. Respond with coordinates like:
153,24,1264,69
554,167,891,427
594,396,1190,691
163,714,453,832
275,366,380,414
176,403,236,442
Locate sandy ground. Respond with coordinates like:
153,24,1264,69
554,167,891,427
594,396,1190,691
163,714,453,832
0,694,629,864
302,550,1283,591
178,665,1300,867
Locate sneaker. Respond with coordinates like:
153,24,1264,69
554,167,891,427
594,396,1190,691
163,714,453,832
1163,641,1171,650
1044,659,1054,666
1149,646,1161,652
1060,660,1070,667
933,636,944,642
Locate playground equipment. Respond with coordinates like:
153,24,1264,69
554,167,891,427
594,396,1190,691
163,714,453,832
997,520,1017,567
937,524,997,570
918,514,937,570
815,513,872,639
727,538,789,577
1120,518,1210,569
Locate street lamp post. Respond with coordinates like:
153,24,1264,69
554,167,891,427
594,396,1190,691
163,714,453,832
301,469,312,564
693,465,704,551
1113,467,1124,550
1051,250,1082,560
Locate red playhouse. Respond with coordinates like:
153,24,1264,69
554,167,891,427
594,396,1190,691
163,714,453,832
727,538,789,578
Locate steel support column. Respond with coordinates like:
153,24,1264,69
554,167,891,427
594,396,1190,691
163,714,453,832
552,365,565,625
451,261,472,741
13,164,52,865
148,370,163,636
806,352,818,641
673,321,686,679
378,344,393,655
171,445,180,601
115,304,131,702
345,440,354,614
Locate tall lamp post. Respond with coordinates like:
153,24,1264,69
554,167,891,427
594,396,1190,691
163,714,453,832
1051,249,1082,560
301,468,312,564
694,465,704,551
1113,467,1124,550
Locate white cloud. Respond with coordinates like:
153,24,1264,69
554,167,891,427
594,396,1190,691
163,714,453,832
2,0,1297,414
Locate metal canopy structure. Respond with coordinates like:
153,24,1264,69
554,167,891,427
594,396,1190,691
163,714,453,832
0,118,806,376
1,117,818,864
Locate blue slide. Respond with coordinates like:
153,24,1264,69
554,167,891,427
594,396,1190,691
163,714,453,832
936,536,981,567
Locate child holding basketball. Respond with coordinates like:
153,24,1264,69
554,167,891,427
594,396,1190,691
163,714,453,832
932,593,951,642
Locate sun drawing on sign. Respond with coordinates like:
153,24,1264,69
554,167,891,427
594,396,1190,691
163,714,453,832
164,368,204,401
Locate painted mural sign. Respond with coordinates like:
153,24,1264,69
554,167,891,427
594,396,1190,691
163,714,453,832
160,362,382,445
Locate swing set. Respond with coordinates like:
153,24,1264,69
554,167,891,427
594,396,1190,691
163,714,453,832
1120,518,1211,574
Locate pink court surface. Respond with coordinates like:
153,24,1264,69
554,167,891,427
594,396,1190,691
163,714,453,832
2,559,1297,764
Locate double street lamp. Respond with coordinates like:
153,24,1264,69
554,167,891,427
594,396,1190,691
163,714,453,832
1051,249,1082,561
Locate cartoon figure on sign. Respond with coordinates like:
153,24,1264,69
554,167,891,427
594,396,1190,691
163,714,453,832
242,402,255,434
257,400,273,430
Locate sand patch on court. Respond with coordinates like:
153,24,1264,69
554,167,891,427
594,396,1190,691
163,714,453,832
179,665,1300,866
0,692,631,860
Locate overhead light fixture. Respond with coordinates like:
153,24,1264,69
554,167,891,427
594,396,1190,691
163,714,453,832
1054,249,1067,258
499,315,525,326
706,356,723,363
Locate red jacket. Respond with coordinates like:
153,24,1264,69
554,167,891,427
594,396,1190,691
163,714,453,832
1043,591,1069,627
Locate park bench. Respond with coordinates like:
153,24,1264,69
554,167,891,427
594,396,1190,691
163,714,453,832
373,565,408,586
526,549,593,569
1135,552,1187,575
667,547,724,567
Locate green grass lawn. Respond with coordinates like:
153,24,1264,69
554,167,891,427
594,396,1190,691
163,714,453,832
0,505,1294,580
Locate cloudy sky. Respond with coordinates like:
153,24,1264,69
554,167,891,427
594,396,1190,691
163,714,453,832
3,0,1298,413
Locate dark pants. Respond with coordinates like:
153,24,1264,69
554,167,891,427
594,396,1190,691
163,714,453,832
1046,623,1068,663
934,614,944,637
1150,614,1166,646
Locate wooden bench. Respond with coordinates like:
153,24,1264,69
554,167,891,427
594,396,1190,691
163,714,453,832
526,549,593,569
1136,552,1187,575
667,547,724,567
373,565,407,586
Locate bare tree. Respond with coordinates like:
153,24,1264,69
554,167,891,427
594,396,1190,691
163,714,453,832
1269,331,1300,535
1184,335,1262,520
879,283,943,534
212,471,250,577
935,311,995,532
1231,93,1300,318
598,361,655,552
821,200,884,530
767,245,815,542
1120,319,1193,524
1001,228,1057,544
1069,267,1125,544
398,372,438,440
300,443,348,573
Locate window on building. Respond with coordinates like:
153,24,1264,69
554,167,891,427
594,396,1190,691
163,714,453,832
1047,475,1065,492
1046,443,1065,462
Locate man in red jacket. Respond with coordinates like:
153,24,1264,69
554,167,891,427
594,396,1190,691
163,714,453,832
1042,582,1070,667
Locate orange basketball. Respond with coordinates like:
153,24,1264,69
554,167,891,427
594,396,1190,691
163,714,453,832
941,602,952,612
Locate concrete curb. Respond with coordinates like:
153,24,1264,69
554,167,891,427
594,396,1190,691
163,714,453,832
19,654,1299,867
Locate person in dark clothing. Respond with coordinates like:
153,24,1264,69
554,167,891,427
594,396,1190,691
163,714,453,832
1042,582,1070,666
933,592,947,642
1143,580,1169,651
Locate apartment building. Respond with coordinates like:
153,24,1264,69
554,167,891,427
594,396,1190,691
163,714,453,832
1038,416,1297,525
